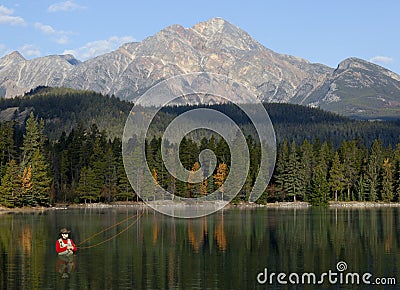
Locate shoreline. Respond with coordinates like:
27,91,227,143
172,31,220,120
1,201,400,213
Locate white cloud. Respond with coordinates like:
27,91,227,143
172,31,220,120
0,5,26,26
56,36,70,45
63,36,135,60
34,22,56,34
48,1,85,12
34,22,71,45
369,56,394,65
20,44,41,58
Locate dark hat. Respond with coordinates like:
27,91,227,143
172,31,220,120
59,228,71,234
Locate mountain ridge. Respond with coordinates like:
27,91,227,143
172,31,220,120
1,18,399,118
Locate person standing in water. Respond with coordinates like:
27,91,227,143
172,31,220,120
56,228,77,255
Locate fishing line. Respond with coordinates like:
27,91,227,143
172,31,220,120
77,211,144,250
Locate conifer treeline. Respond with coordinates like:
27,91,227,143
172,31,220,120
0,113,400,207
0,113,51,207
272,139,400,205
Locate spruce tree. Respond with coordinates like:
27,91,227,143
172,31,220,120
21,112,40,166
274,140,289,196
299,140,314,201
103,146,117,202
76,166,98,203
21,165,34,206
393,144,400,201
364,139,383,201
31,149,52,206
285,141,302,202
381,158,394,202
339,140,359,201
329,152,345,202
117,160,133,201
20,112,52,206
0,121,15,179
310,144,331,205
310,162,330,206
0,159,21,207
90,137,106,200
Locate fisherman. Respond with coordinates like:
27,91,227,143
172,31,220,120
56,228,77,255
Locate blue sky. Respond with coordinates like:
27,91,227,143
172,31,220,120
1,0,399,74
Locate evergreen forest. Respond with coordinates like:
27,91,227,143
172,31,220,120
0,87,399,207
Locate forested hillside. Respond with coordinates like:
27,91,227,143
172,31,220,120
0,87,131,139
0,88,399,207
1,87,399,146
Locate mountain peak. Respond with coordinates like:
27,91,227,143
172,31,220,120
191,18,261,51
2,51,25,62
200,17,233,29
192,17,240,35
337,57,372,70
336,57,400,81
0,19,399,118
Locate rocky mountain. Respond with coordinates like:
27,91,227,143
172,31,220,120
1,18,399,118
293,57,400,118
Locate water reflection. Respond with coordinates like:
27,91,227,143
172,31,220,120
56,254,76,279
0,207,399,289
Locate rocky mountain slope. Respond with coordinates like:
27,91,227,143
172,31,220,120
1,18,399,118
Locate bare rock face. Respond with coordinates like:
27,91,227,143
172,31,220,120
1,18,399,118
0,51,78,98
296,58,400,117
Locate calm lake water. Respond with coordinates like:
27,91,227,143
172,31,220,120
0,206,399,289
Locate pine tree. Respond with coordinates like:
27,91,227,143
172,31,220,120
117,162,133,201
339,140,359,201
364,139,383,201
188,162,202,198
21,112,40,166
38,118,47,154
21,165,34,206
68,124,86,183
31,149,52,206
274,140,289,196
329,152,345,202
89,137,106,200
76,166,98,203
102,146,117,202
207,174,215,197
381,158,394,202
393,144,400,201
299,140,314,201
19,112,52,206
0,121,15,179
0,159,21,207
310,142,332,205
284,141,302,202
310,162,330,206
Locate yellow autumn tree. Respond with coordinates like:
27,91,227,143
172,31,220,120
200,178,208,196
213,163,228,200
188,162,203,198
21,165,34,206
152,168,158,201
